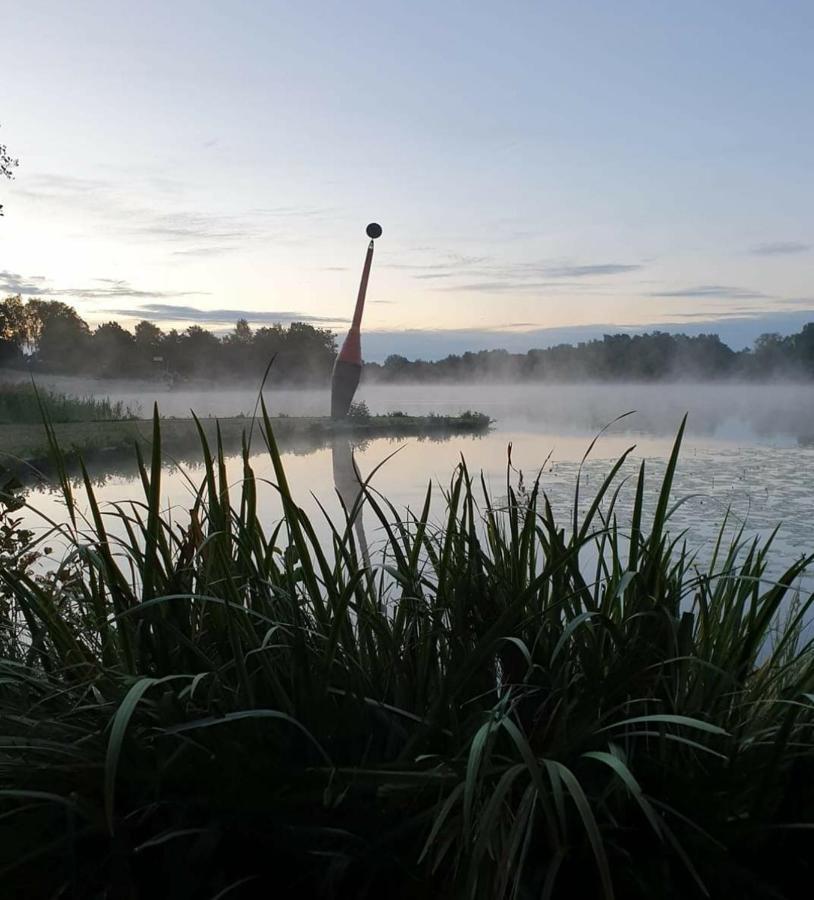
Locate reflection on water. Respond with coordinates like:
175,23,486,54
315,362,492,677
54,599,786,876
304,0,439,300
16,378,814,446
14,382,814,598
331,437,370,569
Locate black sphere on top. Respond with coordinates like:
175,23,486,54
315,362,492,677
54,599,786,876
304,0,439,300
366,222,383,239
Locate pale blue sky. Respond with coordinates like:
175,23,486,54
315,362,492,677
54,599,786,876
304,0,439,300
2,0,812,358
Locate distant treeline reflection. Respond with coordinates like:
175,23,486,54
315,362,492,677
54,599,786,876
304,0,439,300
3,294,814,382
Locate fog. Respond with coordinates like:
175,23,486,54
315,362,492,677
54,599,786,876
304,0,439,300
15,374,814,447
13,374,814,602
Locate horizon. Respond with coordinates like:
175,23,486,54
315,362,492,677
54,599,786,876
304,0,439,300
2,1,813,358
4,292,813,366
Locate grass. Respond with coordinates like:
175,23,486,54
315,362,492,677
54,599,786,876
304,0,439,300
0,407,813,898
0,381,139,425
0,411,491,472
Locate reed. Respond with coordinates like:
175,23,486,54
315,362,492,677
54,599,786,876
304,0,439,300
0,381,138,424
0,408,812,898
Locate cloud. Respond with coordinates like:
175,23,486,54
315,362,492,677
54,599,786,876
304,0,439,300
108,302,348,327
663,308,772,320
19,173,109,193
170,246,238,258
648,285,769,300
434,279,598,294
14,173,336,256
383,250,644,293
2,269,351,335
436,280,530,293
0,271,50,294
749,241,810,256
1,271,206,300
542,264,643,278
384,254,489,273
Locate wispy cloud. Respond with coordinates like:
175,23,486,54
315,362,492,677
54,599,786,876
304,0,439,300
648,285,769,300
0,271,50,294
749,241,810,256
383,249,644,294
1,270,206,300
434,279,597,294
389,251,641,277
108,302,348,327
384,254,489,273
543,264,642,278
170,246,238,258
15,173,336,256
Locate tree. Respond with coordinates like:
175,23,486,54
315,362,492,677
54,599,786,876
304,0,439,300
0,124,19,216
91,322,136,376
31,301,91,371
175,326,222,377
134,320,162,349
0,295,30,352
221,319,254,378
231,318,253,345
133,320,164,375
791,323,814,375
0,337,22,369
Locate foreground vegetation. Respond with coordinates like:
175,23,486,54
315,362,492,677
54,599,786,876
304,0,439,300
0,409,490,469
1,411,813,898
0,381,137,425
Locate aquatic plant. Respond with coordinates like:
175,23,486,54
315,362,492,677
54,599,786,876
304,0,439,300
0,381,139,424
0,409,812,898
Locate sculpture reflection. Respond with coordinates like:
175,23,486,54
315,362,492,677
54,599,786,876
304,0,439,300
331,436,370,569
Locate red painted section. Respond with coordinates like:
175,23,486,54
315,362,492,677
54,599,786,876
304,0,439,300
337,325,362,364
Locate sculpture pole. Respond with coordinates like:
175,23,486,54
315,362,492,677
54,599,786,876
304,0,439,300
331,222,382,418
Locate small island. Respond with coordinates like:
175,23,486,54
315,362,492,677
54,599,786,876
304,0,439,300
0,397,492,473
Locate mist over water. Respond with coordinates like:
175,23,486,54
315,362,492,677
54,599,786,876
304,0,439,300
17,374,814,447
16,378,814,599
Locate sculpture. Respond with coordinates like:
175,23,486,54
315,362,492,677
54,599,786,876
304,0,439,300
330,223,382,418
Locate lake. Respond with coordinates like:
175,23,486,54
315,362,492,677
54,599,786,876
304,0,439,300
15,380,814,595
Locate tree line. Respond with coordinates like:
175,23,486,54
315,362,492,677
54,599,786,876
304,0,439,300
0,296,336,384
2,294,814,383
366,329,814,382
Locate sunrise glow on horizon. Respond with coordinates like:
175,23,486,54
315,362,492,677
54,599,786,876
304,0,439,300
2,1,812,359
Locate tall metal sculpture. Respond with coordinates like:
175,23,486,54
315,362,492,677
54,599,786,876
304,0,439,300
330,222,382,418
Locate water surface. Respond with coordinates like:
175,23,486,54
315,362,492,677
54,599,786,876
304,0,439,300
18,382,814,594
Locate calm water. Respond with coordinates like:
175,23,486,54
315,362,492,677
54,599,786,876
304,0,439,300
18,381,814,594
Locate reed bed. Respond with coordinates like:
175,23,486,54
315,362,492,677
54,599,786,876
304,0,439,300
1,407,813,899
0,381,137,424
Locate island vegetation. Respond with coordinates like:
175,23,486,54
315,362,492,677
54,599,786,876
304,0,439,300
1,412,812,898
0,402,491,471
0,380,138,424
3,294,814,384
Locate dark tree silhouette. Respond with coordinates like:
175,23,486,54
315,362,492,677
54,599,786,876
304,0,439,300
2,294,814,384
0,124,19,216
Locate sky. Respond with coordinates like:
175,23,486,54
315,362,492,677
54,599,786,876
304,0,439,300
1,0,813,360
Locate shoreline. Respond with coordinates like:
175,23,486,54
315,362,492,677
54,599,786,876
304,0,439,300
0,412,492,479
